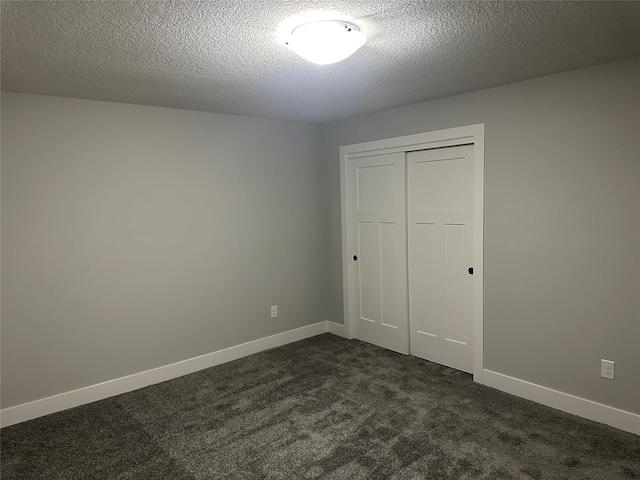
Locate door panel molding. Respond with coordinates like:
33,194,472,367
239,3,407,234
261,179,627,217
340,124,484,383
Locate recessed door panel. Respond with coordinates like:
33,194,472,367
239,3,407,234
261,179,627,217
412,157,465,211
356,164,396,211
444,223,467,344
409,222,437,336
357,221,380,323
380,222,398,328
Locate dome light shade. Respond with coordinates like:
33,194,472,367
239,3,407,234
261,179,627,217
286,20,366,65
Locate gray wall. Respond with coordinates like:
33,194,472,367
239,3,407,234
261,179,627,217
3,58,639,417
321,58,640,414
1,93,326,408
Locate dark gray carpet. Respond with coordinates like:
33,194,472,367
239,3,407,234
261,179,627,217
2,334,639,479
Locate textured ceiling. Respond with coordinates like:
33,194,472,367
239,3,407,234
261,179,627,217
2,1,639,123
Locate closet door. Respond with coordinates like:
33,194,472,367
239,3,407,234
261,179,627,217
349,152,409,354
407,145,474,372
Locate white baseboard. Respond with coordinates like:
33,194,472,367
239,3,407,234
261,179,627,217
1,321,329,428
482,369,640,436
5,329,637,437
327,321,350,338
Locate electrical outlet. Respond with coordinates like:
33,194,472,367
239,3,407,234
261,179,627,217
271,305,278,318
601,359,615,380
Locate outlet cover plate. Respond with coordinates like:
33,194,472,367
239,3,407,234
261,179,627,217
601,359,615,380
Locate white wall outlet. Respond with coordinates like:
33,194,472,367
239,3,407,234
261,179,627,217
270,305,278,318
601,359,615,380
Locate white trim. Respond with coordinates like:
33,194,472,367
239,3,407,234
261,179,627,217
339,145,353,341
327,321,350,338
472,132,485,384
340,124,485,381
483,369,640,436
340,125,483,158
0,321,329,428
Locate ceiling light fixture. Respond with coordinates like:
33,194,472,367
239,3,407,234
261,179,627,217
284,20,366,65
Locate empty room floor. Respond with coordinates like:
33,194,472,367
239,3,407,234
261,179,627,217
2,334,639,479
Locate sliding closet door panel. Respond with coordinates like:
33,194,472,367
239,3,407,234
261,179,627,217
408,145,474,372
349,153,408,354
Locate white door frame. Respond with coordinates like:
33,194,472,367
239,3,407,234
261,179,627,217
340,124,485,383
